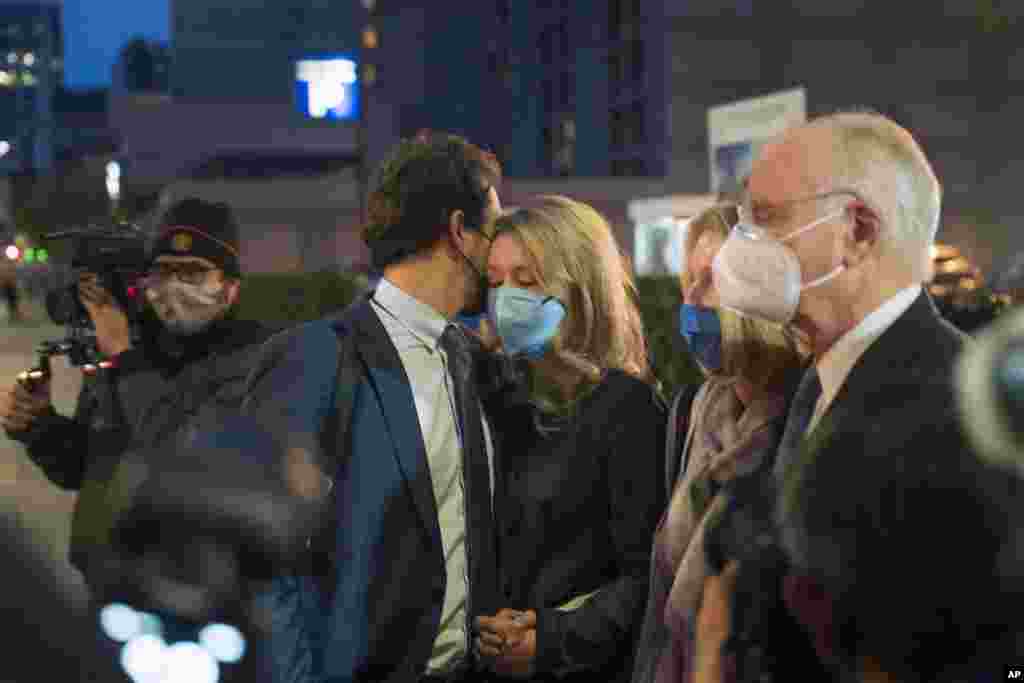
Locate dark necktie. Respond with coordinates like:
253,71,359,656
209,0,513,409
773,365,822,484
439,324,499,653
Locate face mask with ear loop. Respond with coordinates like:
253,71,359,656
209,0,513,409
711,209,847,324
487,286,566,359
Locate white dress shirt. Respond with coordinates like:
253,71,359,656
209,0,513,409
370,278,495,675
807,285,922,433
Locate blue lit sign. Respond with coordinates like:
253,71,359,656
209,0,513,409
295,55,360,122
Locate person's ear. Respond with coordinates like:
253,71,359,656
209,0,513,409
224,279,241,306
843,200,881,267
447,209,468,251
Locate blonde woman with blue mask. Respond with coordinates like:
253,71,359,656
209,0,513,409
631,204,807,683
473,195,666,683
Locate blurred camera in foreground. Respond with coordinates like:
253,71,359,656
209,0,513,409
957,304,1024,472
95,416,328,682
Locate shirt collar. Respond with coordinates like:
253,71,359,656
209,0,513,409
815,284,922,412
373,278,450,347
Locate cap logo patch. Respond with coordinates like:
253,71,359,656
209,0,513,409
171,232,192,252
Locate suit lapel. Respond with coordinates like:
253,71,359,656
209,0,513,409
783,293,964,509
797,292,962,475
339,298,443,551
819,291,952,428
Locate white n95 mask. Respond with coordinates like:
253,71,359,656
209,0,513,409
711,209,845,324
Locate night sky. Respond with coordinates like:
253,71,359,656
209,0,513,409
62,0,169,89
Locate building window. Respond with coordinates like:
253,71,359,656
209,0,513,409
555,117,575,176
609,0,642,41
611,158,645,176
608,40,644,88
556,18,569,60
558,70,573,108
540,118,575,177
537,27,553,66
630,39,644,82
610,102,645,149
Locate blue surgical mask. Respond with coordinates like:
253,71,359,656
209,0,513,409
488,285,566,359
679,303,722,372
455,312,483,331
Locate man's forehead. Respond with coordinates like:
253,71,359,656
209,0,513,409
747,128,827,202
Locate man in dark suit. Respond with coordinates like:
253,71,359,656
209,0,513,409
690,112,973,682
239,132,505,683
710,109,967,487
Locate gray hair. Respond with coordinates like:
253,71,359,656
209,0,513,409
810,110,942,280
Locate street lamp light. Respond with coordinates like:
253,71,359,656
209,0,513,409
106,160,122,219
106,160,121,199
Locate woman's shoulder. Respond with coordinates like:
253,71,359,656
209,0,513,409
588,368,665,414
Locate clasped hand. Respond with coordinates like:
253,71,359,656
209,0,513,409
474,608,537,678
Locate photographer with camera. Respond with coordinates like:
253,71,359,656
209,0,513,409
0,197,274,597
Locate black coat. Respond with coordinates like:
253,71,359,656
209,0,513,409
483,366,668,683
15,315,275,587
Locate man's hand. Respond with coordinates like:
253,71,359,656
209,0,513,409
693,560,741,683
475,608,537,678
78,273,132,357
0,378,52,433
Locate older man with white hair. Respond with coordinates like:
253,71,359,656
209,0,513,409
708,109,968,486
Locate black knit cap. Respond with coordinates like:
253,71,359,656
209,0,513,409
151,198,241,277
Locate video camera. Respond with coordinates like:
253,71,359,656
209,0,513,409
957,304,1024,472
92,417,328,682
38,223,150,368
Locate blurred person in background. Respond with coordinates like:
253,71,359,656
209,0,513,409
630,204,806,683
1,248,19,322
0,197,273,596
472,195,666,683
697,379,1024,683
710,110,967,490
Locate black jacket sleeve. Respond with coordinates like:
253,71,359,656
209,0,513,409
533,374,668,675
15,382,98,491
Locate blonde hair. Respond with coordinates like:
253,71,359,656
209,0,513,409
493,195,653,395
809,110,942,281
681,203,806,389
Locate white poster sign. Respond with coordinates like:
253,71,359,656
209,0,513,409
628,194,716,276
707,87,807,195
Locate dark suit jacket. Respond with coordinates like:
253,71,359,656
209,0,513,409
779,290,969,501
241,296,499,683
